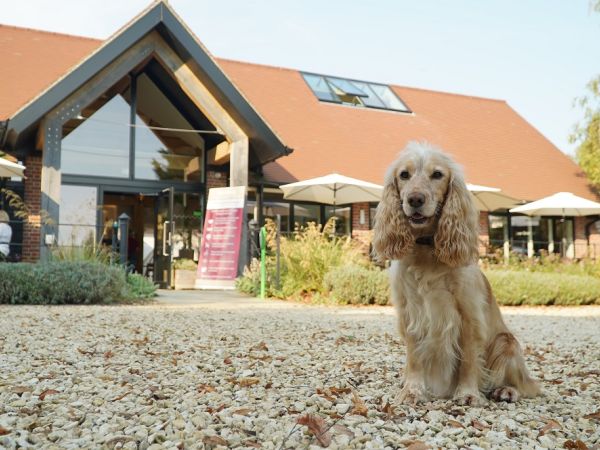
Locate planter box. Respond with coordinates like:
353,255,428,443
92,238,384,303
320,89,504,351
174,269,197,290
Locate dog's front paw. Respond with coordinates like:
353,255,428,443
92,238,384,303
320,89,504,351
453,390,486,406
490,386,520,403
396,385,428,405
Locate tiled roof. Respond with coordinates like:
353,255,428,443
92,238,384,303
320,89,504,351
0,24,595,202
0,25,101,119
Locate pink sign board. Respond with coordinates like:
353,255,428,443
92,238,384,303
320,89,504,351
196,186,246,289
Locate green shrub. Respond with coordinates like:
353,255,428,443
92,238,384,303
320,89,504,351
482,250,600,278
324,264,390,305
272,220,367,298
236,257,281,298
0,261,133,304
173,258,198,270
126,273,157,299
50,243,116,265
0,263,37,303
485,270,600,306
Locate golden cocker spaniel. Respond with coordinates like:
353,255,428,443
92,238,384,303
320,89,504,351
373,142,540,405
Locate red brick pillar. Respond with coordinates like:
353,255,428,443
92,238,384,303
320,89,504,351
588,219,600,259
351,202,372,253
206,171,228,189
478,211,489,256
22,154,42,262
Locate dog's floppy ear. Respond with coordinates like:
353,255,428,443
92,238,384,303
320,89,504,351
434,171,479,267
372,172,414,261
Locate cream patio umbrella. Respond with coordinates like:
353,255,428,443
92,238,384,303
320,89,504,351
0,157,26,178
466,183,520,212
510,192,600,258
280,173,383,206
509,191,600,217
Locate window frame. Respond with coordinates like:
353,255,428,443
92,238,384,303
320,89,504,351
301,71,412,113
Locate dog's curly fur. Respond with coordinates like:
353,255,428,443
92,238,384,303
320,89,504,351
373,142,540,405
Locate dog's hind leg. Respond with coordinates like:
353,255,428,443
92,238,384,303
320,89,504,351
485,332,540,402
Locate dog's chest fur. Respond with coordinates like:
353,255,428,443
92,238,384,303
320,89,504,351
394,262,463,397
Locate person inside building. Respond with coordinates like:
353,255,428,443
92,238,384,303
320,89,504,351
0,210,12,261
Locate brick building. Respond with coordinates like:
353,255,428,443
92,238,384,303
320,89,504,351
1,2,599,286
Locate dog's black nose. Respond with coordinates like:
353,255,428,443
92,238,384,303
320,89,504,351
408,193,425,208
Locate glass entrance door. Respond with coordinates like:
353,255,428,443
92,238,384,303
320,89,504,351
153,187,203,288
154,187,174,288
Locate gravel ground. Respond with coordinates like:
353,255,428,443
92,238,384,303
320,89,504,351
1,294,599,450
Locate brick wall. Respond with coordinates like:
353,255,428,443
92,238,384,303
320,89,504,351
478,211,490,255
206,171,228,190
22,154,42,262
351,203,372,253
574,216,600,259
351,202,370,231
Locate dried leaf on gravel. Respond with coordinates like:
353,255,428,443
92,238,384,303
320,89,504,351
329,386,351,397
564,440,589,450
38,389,59,401
316,389,335,402
203,435,227,446
197,384,217,394
583,411,600,421
251,341,269,352
233,408,253,416
379,401,395,419
77,347,94,356
231,377,260,387
331,424,354,438
132,336,149,346
447,420,465,428
223,357,232,365
402,440,430,450
244,440,261,448
296,414,332,447
538,419,561,436
110,391,132,401
104,350,114,359
471,419,490,431
207,404,226,414
0,426,10,436
344,361,363,370
11,386,32,394
350,391,368,417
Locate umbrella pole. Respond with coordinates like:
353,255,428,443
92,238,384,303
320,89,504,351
333,185,336,217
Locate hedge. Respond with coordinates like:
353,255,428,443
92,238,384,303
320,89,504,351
485,270,600,306
324,264,390,305
0,261,155,304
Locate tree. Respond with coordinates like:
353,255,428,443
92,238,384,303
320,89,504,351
571,78,600,190
571,0,600,190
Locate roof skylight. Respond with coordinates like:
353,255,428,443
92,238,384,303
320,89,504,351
301,72,411,113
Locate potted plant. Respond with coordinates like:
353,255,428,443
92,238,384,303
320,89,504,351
173,258,197,290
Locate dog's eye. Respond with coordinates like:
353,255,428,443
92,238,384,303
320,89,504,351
399,170,410,180
431,170,444,180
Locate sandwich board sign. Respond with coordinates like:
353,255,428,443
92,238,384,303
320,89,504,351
195,186,246,289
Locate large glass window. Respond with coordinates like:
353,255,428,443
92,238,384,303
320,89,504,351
324,206,351,235
62,87,131,178
58,184,98,247
301,72,411,112
293,203,320,230
489,214,508,249
61,72,205,183
263,201,290,233
135,74,203,182
509,216,575,257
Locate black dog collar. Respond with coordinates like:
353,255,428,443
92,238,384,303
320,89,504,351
415,236,434,246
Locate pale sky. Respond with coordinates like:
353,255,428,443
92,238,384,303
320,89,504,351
3,0,600,156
